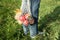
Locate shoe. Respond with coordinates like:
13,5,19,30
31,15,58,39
31,36,36,38
38,31,44,35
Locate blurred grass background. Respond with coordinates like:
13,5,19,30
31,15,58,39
0,0,60,40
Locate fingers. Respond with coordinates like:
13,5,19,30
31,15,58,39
29,18,34,24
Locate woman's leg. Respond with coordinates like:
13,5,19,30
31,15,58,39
29,0,40,38
22,24,29,35
21,0,29,35
21,0,28,13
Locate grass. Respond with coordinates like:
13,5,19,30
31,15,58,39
0,0,60,40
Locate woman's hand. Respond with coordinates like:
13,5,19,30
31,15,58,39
29,18,34,24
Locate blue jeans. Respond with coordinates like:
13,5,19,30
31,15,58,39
22,0,40,37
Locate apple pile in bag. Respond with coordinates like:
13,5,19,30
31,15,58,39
14,9,34,26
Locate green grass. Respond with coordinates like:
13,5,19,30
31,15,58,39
0,0,60,40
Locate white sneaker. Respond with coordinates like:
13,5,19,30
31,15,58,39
31,36,36,38
38,31,44,35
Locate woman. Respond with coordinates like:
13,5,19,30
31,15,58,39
21,0,40,38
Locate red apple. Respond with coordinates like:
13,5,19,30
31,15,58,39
25,13,31,19
19,15,26,22
23,20,29,26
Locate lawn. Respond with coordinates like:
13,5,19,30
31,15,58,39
0,0,60,40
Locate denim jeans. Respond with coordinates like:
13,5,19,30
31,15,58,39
22,0,40,37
